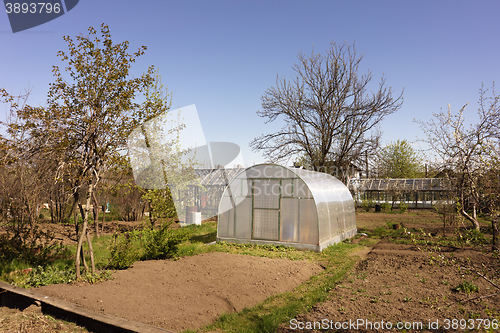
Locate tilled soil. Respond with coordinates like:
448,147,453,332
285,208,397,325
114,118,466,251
36,252,323,332
278,241,500,333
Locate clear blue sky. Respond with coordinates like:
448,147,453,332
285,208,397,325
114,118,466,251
2,0,499,166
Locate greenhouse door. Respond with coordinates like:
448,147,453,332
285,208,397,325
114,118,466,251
252,179,280,241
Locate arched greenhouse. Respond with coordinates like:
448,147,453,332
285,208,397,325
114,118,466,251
217,164,356,252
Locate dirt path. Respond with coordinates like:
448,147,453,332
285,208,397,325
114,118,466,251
36,252,323,332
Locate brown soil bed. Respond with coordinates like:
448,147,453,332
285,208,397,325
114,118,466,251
35,251,323,332
278,240,500,333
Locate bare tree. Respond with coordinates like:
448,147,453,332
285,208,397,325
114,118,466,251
417,83,500,232
251,41,403,181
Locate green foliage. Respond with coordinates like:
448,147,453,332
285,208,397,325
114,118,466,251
141,221,188,260
108,234,139,269
454,281,479,294
0,228,71,266
380,202,392,212
1,24,168,278
398,201,408,213
379,139,423,178
23,265,112,288
361,199,375,212
25,265,76,287
142,188,176,221
462,229,488,246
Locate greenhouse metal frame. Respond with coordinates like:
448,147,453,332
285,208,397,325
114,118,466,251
217,164,357,252
349,178,453,208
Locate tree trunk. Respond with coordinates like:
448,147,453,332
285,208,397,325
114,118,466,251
75,184,96,279
86,229,95,273
101,206,105,234
74,209,79,236
460,187,480,231
80,245,88,273
68,191,79,222
92,191,100,238
75,214,87,279
492,214,500,252
49,200,55,223
461,209,480,231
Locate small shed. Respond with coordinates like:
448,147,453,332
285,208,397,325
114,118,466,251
217,164,356,252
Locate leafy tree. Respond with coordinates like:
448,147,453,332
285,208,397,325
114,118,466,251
127,71,201,225
378,139,422,178
251,41,403,182
1,24,161,278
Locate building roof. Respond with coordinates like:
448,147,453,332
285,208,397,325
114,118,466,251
348,178,452,191
195,167,245,186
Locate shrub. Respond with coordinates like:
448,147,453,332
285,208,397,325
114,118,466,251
25,265,112,287
25,265,75,287
398,201,408,213
0,228,70,266
463,229,488,246
108,234,139,269
141,221,188,260
361,199,375,212
380,202,391,212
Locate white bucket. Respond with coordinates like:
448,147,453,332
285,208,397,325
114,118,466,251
180,212,202,227
191,212,201,225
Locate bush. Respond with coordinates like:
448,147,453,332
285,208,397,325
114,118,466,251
108,234,139,269
142,221,187,260
380,202,391,212
398,202,408,213
463,229,488,246
24,265,112,287
25,265,75,287
0,228,70,266
361,199,375,212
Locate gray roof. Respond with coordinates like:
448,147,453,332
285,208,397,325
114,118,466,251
195,168,245,186
348,178,452,191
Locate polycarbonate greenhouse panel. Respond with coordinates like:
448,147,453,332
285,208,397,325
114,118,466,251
218,195,234,238
234,197,252,239
281,179,294,197
253,179,280,209
253,209,279,240
217,164,356,252
244,164,296,179
299,198,318,244
280,198,299,242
